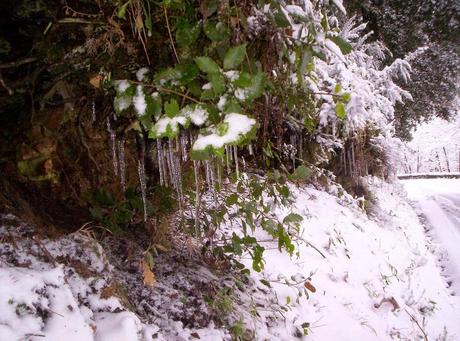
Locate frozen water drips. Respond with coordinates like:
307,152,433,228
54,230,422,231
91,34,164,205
137,158,148,222
180,131,188,162
156,139,165,187
193,160,200,236
205,160,212,189
166,139,175,188
107,118,118,177
168,139,183,204
233,146,239,178
225,146,231,175
118,138,126,192
248,144,253,156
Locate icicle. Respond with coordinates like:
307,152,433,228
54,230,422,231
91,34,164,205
225,145,231,175
217,158,223,188
233,146,239,178
137,158,148,222
248,144,253,156
180,131,188,161
193,160,200,236
242,156,246,172
205,160,212,188
118,138,126,192
91,99,96,122
107,118,118,177
156,139,165,186
173,149,183,204
166,139,175,188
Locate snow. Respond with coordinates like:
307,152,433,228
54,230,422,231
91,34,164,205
133,85,147,117
2,175,459,340
220,177,460,340
114,96,131,112
116,80,130,93
136,68,149,82
402,178,460,294
0,220,157,341
183,105,209,126
192,113,256,152
400,112,460,173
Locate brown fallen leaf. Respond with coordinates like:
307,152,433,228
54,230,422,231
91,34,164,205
304,280,316,293
89,74,103,88
141,260,156,288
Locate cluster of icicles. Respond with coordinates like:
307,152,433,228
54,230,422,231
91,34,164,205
105,112,254,224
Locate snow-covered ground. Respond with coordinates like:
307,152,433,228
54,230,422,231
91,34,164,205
1,177,459,340
237,178,460,340
402,178,460,294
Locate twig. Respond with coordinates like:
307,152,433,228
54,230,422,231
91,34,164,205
299,237,327,258
130,80,202,104
32,235,57,266
405,309,429,341
163,6,180,64
57,18,105,25
0,72,13,95
0,57,36,69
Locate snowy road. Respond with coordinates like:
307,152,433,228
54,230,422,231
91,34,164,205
402,178,460,294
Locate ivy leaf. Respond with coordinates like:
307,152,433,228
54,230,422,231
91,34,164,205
195,56,220,74
203,20,230,41
283,213,303,225
176,21,201,48
289,165,313,182
335,102,346,120
329,36,353,55
260,279,272,288
223,44,247,70
245,71,266,101
273,10,290,28
208,72,225,95
233,72,252,88
165,99,179,118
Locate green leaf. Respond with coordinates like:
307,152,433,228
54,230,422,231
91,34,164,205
329,36,353,55
342,92,351,103
225,193,239,206
273,10,290,28
335,102,347,120
203,21,230,41
146,93,162,120
289,165,313,182
283,213,303,225
334,83,342,93
233,72,252,88
165,99,180,118
243,71,266,101
260,279,272,288
209,72,225,95
175,20,201,48
195,56,220,74
223,44,247,70
223,98,242,113
117,1,130,19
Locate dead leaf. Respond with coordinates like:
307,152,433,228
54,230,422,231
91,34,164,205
142,260,156,288
89,74,103,88
304,280,316,293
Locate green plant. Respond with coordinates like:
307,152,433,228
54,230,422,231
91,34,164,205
89,188,148,233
